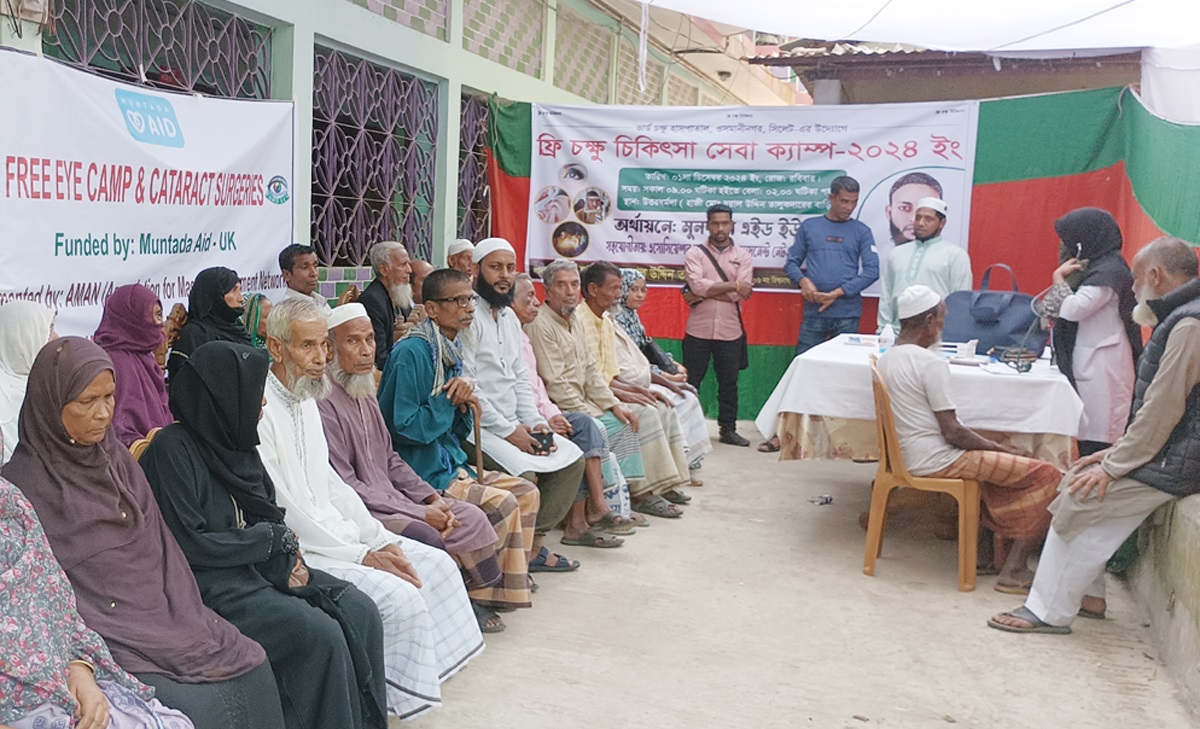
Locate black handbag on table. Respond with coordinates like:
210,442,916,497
942,264,1049,355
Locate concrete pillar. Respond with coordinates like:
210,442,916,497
811,78,842,105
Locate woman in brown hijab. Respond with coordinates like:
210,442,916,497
0,337,285,729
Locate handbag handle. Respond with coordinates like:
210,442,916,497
978,264,1020,292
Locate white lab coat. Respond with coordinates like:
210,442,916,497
1058,285,1136,444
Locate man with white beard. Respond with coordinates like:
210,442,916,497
257,297,483,719
989,237,1200,635
361,241,416,371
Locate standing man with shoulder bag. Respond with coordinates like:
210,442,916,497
683,204,754,446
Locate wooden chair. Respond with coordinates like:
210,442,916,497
337,285,361,306
863,356,980,592
129,427,163,461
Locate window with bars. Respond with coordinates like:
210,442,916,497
43,0,272,99
310,47,439,267
457,94,491,243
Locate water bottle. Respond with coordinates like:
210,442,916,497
878,329,895,354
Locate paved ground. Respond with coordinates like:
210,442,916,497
407,421,1197,729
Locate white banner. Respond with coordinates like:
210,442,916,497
0,50,294,334
527,100,979,293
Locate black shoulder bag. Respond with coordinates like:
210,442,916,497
697,246,750,371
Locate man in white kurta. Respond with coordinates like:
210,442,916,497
878,197,973,333
258,297,482,721
464,239,586,546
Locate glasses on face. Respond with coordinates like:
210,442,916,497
430,294,478,309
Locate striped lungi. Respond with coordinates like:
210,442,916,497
927,450,1061,539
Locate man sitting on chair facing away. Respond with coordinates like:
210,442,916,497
877,285,1062,593
990,237,1200,634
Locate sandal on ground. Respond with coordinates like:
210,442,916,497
589,511,636,535
688,477,704,488
633,495,683,519
757,438,780,453
561,527,624,548
627,513,650,528
976,564,1001,577
662,488,692,505
472,602,506,633
528,545,581,573
1077,607,1106,620
987,606,1071,635
994,580,1033,596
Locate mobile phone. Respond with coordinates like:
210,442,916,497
532,431,555,454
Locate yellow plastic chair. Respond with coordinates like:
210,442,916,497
864,356,980,592
129,427,163,462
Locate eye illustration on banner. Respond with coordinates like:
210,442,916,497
552,221,588,258
114,88,185,148
266,176,290,204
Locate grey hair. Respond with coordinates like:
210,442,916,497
266,296,327,344
541,259,579,287
369,241,407,274
1137,236,1200,278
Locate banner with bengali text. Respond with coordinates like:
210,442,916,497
526,100,979,293
0,50,294,334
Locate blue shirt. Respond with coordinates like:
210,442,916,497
784,215,880,319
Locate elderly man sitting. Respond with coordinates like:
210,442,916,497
258,297,483,720
359,241,416,371
990,237,1200,634
877,285,1062,592
378,269,572,574
318,303,533,634
465,239,609,548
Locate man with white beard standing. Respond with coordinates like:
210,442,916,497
361,241,416,371
258,296,484,719
989,237,1200,635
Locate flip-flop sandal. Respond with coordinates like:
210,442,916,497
688,478,704,488
628,513,650,528
561,527,624,548
662,488,692,505
633,495,683,519
994,581,1033,595
472,603,507,633
590,512,636,535
976,564,1001,577
987,606,1071,635
757,440,780,453
1077,607,1106,620
528,545,581,573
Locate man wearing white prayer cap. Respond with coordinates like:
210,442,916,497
464,237,589,554
877,196,972,334
877,284,1062,593
447,239,475,278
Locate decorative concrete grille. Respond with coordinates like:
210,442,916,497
462,0,544,77
311,47,438,266
667,74,699,106
552,5,611,103
45,0,271,99
457,94,491,243
347,0,449,41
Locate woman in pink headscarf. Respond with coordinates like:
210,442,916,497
93,284,173,446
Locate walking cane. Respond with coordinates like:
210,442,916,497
468,400,484,475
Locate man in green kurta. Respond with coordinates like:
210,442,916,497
877,197,974,333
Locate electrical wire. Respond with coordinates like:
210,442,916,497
988,0,1138,51
838,0,896,41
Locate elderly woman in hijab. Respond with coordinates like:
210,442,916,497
93,284,173,446
242,293,272,348
1037,207,1142,457
613,268,711,481
167,267,250,381
0,301,56,465
0,337,285,729
0,477,194,729
140,341,387,729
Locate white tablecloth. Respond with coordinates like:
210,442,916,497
755,334,1084,440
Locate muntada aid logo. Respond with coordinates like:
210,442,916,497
114,88,185,148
